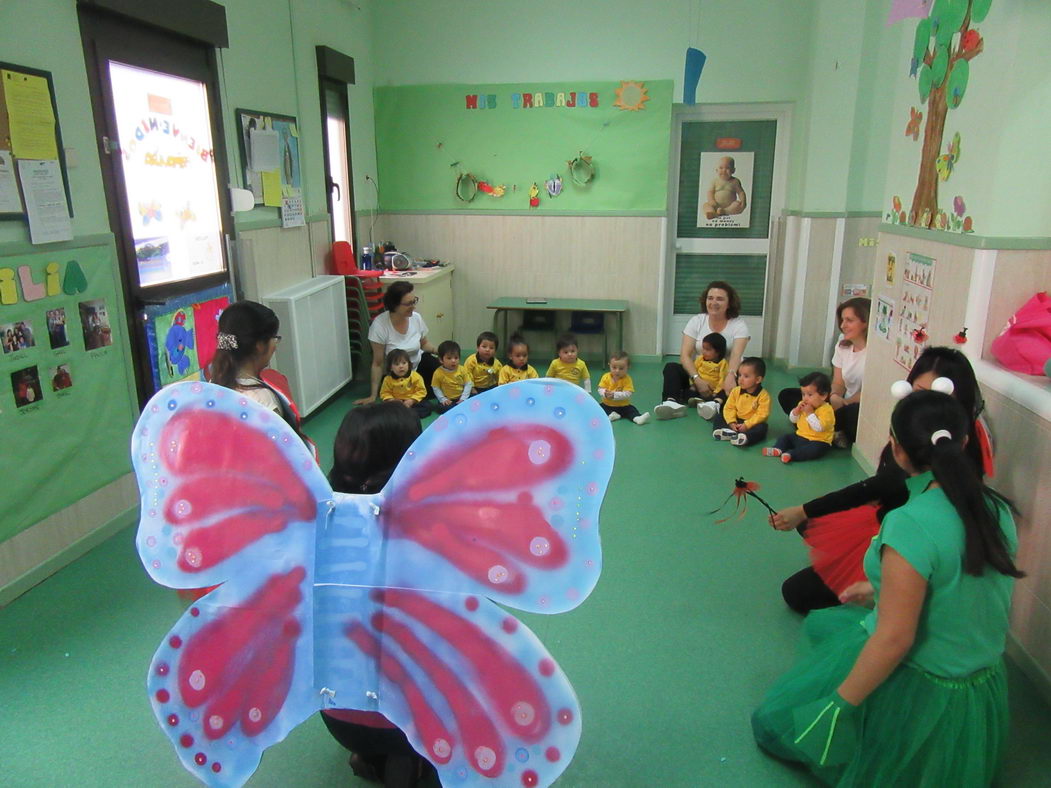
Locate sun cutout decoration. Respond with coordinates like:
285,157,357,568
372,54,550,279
613,81,649,111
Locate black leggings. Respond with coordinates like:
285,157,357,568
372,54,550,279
415,352,441,394
661,362,696,402
781,566,840,615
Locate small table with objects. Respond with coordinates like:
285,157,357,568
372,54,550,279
486,297,629,363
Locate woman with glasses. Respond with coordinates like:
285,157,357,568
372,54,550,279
210,300,287,416
357,281,441,406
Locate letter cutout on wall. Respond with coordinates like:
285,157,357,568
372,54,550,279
133,379,613,788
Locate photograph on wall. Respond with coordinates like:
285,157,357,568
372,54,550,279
875,296,894,342
46,308,69,349
2,319,36,353
78,298,113,350
156,307,198,386
11,365,42,407
236,110,302,206
49,363,72,391
893,253,936,370
697,151,752,229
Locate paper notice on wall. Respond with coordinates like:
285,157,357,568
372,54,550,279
2,70,59,160
0,151,23,212
249,128,280,172
17,159,72,244
893,252,935,370
260,169,282,207
281,194,305,228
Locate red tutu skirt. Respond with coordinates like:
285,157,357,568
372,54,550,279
803,504,881,597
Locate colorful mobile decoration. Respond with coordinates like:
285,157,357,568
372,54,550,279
905,107,923,140
613,81,650,111
708,478,777,524
545,175,563,198
133,379,613,788
529,182,540,208
567,153,594,187
455,172,479,202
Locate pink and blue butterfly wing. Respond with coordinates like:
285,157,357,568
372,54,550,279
373,379,614,613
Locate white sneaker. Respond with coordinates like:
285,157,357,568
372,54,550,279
633,412,651,425
697,401,719,420
608,411,622,422
731,432,749,446
654,400,686,420
712,428,735,441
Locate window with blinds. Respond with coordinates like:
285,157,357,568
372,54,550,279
673,254,767,315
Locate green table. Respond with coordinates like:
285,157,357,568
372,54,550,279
486,297,629,362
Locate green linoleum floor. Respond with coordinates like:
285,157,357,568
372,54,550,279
2,360,1050,787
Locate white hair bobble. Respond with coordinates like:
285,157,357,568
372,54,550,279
931,376,955,395
216,332,239,350
890,380,912,400
930,429,953,445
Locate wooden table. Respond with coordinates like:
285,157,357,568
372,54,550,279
486,297,629,362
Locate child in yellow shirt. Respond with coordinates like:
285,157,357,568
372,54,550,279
712,357,769,447
498,334,539,384
597,351,650,425
379,348,430,417
546,333,591,392
464,331,502,395
690,332,730,421
431,340,472,414
763,371,835,463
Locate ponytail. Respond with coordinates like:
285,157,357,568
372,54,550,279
210,301,279,390
892,391,1023,579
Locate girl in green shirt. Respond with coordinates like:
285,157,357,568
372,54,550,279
753,390,1023,786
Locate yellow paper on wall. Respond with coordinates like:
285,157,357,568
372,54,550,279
2,70,59,160
261,169,282,207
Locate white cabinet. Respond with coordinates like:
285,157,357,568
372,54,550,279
264,275,352,415
380,266,455,341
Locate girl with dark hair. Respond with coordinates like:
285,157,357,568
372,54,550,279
357,282,441,405
655,280,750,419
210,300,284,414
771,346,993,614
753,390,1020,786
321,401,435,787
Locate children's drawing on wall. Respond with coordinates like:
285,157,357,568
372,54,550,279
46,308,69,349
135,237,173,287
698,151,751,228
875,296,895,342
1,320,35,353
11,365,42,407
157,308,198,385
886,0,991,233
78,298,113,351
894,252,936,370
49,363,72,392
886,252,897,284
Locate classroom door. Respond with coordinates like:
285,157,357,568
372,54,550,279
80,9,233,402
662,109,787,356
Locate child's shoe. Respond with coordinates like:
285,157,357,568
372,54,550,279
608,411,622,422
654,400,686,420
832,430,850,449
731,432,749,446
687,396,702,407
633,412,651,425
697,401,720,420
762,447,782,458
712,428,736,441
781,453,793,464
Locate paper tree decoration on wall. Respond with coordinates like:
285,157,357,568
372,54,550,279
613,81,649,111
907,0,990,226
132,379,613,788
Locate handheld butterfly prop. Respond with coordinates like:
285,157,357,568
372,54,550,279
132,379,614,787
708,478,777,524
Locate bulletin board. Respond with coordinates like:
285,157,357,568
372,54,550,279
0,241,138,542
373,80,673,212
0,61,74,221
235,108,302,207
143,282,231,391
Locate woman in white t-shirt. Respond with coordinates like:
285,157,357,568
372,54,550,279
777,297,869,444
356,281,441,405
655,281,751,419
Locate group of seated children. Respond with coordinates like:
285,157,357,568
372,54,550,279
682,331,837,463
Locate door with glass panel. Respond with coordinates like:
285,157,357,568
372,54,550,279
663,109,787,357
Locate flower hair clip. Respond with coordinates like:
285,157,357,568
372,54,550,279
890,376,954,400
216,331,239,350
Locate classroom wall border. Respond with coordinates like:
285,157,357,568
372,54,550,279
879,224,1051,251
379,210,669,218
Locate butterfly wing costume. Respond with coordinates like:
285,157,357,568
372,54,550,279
133,379,613,787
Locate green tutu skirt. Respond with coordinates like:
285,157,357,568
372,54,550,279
752,606,1008,786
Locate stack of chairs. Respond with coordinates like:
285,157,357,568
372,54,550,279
332,241,384,370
